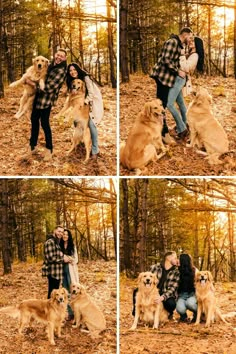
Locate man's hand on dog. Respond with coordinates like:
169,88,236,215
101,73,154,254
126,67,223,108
154,295,165,304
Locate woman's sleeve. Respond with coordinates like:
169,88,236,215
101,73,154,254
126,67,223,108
84,76,95,104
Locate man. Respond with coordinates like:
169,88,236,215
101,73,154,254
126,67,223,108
132,251,180,319
152,27,193,143
25,48,67,161
42,225,70,298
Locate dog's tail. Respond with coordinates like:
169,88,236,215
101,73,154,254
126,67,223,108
0,305,20,319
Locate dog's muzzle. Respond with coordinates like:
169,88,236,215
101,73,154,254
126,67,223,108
74,120,78,128
38,64,42,69
144,279,152,288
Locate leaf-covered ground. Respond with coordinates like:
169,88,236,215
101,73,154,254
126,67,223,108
120,275,236,354
0,260,116,354
120,74,236,176
0,85,117,176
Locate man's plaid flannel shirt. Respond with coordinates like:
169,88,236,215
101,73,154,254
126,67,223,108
35,61,67,109
42,235,64,281
154,35,183,88
150,263,180,300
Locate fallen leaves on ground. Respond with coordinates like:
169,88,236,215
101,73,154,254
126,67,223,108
0,260,117,354
120,74,236,176
0,85,117,176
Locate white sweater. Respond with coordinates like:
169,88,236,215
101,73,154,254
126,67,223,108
180,53,199,74
84,76,104,125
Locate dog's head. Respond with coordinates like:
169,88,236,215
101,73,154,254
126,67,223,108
195,270,213,286
71,283,85,296
138,271,158,289
143,99,164,123
51,287,68,304
33,56,49,71
71,79,85,93
194,87,212,106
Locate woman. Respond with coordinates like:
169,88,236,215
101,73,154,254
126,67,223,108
66,63,104,159
166,36,204,140
176,253,198,323
59,228,79,320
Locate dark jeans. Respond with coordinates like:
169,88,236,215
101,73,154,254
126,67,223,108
155,79,170,136
132,287,176,317
62,264,73,316
47,275,60,299
30,105,53,151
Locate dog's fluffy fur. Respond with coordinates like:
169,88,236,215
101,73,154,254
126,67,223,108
70,283,106,338
187,87,229,164
10,55,49,119
58,79,91,161
0,287,68,345
195,270,227,327
120,99,167,175
130,271,168,330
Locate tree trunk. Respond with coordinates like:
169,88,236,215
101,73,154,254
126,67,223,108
0,0,4,98
120,0,129,82
107,0,116,88
0,180,12,274
122,179,131,272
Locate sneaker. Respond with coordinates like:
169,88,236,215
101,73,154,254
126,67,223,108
176,129,189,140
44,149,53,161
162,133,177,145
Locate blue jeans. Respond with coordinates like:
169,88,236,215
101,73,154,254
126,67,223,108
176,292,197,317
88,117,99,155
167,76,187,134
62,263,73,316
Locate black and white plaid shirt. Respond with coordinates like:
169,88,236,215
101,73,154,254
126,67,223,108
154,35,183,88
150,263,180,300
42,235,64,281
35,61,67,109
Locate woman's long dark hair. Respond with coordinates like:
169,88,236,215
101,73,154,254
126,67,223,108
66,62,90,91
59,228,75,256
179,253,194,276
194,36,204,73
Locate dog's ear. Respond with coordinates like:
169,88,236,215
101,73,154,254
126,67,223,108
81,81,85,93
144,102,151,117
138,272,144,283
207,271,213,282
153,274,158,286
45,58,49,67
32,57,36,64
51,289,56,299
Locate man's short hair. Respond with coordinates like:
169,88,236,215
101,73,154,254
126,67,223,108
164,251,176,260
54,225,64,231
57,48,67,56
180,27,193,35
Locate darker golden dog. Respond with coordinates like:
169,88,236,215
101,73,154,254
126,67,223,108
10,55,49,119
195,270,227,327
120,99,167,175
0,287,68,345
70,283,106,338
130,271,168,330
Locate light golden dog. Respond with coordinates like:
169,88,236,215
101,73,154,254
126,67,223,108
59,79,91,161
195,270,227,327
187,87,229,164
130,271,168,330
10,55,49,119
57,78,86,120
120,99,167,175
0,287,68,345
70,283,106,338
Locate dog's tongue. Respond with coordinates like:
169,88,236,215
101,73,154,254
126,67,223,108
145,283,151,288
200,280,206,286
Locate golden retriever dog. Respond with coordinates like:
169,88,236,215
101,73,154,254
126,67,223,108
0,287,68,345
130,271,168,330
57,78,86,120
70,283,106,338
120,99,167,175
187,87,229,164
10,55,49,119
195,271,227,327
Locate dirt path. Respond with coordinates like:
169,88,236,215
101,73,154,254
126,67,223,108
0,260,116,354
120,276,236,354
120,74,236,176
0,85,117,176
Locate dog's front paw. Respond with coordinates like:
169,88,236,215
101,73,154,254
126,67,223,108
129,325,136,331
50,340,56,346
72,324,78,328
9,82,17,88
